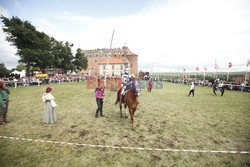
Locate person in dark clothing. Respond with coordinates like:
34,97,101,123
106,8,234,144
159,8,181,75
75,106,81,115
95,85,105,118
188,82,195,97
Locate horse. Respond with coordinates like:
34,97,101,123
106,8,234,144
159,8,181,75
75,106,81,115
115,81,140,130
213,82,225,96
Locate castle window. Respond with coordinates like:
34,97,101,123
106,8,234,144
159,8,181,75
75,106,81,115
95,60,97,63
115,55,116,57
131,65,132,67
120,65,123,70
112,72,114,76
103,66,106,70
122,55,124,57
96,55,98,57
112,65,114,70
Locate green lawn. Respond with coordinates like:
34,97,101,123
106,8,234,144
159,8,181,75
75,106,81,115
0,81,250,167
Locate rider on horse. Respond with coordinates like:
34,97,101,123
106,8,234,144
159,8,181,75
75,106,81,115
214,77,220,88
120,68,133,101
213,76,225,96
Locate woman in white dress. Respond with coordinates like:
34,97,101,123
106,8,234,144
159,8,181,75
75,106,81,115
42,87,57,123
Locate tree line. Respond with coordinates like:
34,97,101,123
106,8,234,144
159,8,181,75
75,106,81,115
0,16,88,77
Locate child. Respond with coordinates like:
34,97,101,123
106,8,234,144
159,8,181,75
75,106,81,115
95,84,105,118
0,81,10,125
42,87,57,123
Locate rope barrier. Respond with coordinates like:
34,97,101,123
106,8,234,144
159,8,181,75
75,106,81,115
0,136,249,154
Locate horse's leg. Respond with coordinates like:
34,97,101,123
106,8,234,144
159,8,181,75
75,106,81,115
132,109,136,130
119,103,123,118
129,108,134,130
221,88,225,96
213,87,217,95
124,104,128,118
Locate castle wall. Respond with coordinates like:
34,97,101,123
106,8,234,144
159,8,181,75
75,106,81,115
80,46,138,77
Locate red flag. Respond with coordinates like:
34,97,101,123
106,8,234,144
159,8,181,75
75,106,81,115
228,62,232,68
196,67,200,71
183,68,186,72
204,66,207,71
247,59,250,67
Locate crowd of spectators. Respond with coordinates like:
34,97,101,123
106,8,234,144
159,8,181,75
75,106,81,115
165,78,250,92
0,75,85,88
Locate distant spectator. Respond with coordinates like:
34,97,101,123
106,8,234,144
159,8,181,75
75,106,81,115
0,81,10,125
42,87,57,123
188,82,195,97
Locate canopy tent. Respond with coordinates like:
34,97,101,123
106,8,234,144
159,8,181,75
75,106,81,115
10,70,26,78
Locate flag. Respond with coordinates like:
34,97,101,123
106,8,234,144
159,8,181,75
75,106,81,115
247,59,250,67
204,66,207,71
196,67,200,71
183,68,186,72
228,62,232,68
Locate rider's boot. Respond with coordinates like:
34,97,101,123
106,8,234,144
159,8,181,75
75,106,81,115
120,94,123,104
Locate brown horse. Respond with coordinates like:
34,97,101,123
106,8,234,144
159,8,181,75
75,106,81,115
115,84,140,130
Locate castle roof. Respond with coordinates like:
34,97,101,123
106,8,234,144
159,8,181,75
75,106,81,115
98,58,127,64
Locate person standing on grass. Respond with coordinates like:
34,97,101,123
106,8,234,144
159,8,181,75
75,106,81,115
95,84,105,118
0,81,10,125
42,87,57,123
188,82,195,97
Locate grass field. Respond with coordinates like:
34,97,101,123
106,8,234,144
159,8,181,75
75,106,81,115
0,81,250,167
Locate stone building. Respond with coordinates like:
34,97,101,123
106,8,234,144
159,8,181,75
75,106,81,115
80,46,138,77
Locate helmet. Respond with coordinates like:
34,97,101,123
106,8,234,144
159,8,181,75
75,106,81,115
124,68,130,74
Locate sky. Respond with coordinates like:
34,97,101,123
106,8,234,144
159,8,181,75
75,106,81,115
0,0,250,72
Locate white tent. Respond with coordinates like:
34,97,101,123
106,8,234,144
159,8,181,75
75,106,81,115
10,70,26,78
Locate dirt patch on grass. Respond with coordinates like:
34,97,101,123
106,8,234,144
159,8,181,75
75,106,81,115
71,125,78,128
79,129,90,137
68,130,77,133
41,133,52,139
150,154,162,161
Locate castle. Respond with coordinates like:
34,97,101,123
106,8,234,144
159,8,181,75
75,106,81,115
80,46,138,77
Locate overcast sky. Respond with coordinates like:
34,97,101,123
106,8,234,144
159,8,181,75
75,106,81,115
0,0,250,72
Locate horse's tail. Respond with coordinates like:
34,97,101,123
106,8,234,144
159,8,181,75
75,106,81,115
115,88,122,105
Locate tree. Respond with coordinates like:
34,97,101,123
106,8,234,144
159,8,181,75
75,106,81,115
50,39,75,72
1,16,53,76
0,63,9,78
16,63,26,71
73,48,88,71
1,16,76,74
60,41,74,72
